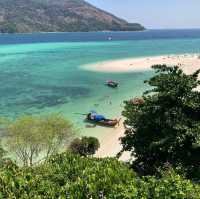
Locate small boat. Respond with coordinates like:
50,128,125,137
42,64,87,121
106,80,119,88
86,112,120,127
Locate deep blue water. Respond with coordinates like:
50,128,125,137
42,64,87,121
1,29,200,45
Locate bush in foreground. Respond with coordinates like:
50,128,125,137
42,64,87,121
0,152,199,198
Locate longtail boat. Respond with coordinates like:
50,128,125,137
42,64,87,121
106,80,119,88
86,112,120,127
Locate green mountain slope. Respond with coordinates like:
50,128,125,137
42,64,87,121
0,0,145,33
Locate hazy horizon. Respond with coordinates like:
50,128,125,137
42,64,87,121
87,0,200,29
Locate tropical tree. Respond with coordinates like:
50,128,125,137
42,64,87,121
121,65,200,177
69,136,100,157
5,114,74,166
37,114,75,160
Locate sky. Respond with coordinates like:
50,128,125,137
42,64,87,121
86,0,200,29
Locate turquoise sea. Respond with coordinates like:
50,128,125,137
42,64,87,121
1,30,200,137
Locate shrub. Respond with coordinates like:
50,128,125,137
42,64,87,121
69,136,100,156
0,152,199,198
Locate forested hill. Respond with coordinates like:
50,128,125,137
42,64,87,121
0,0,145,33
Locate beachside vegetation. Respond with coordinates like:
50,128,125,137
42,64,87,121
4,114,74,166
0,152,199,198
0,141,6,167
121,65,200,179
0,65,200,197
69,136,100,157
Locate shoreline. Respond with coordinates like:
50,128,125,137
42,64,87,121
95,119,132,161
82,53,200,74
93,53,200,160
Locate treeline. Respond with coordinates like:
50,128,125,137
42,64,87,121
0,65,200,198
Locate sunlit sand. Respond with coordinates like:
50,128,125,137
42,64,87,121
82,54,200,74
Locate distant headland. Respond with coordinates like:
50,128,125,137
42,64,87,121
0,0,145,33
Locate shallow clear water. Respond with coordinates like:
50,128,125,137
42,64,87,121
1,30,200,137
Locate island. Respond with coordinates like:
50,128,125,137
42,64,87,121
0,0,145,33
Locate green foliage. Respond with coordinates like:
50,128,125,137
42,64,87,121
137,169,200,199
5,114,74,166
0,0,144,33
0,152,199,198
69,136,100,157
0,22,17,33
0,141,6,167
121,65,200,178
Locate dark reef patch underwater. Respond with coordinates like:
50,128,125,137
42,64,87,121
1,30,200,119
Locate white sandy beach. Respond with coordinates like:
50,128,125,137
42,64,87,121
82,54,200,74
94,54,200,161
95,119,132,161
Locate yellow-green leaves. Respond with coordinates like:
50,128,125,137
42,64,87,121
5,114,74,166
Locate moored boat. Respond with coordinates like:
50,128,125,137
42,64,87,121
86,112,120,127
106,80,119,88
